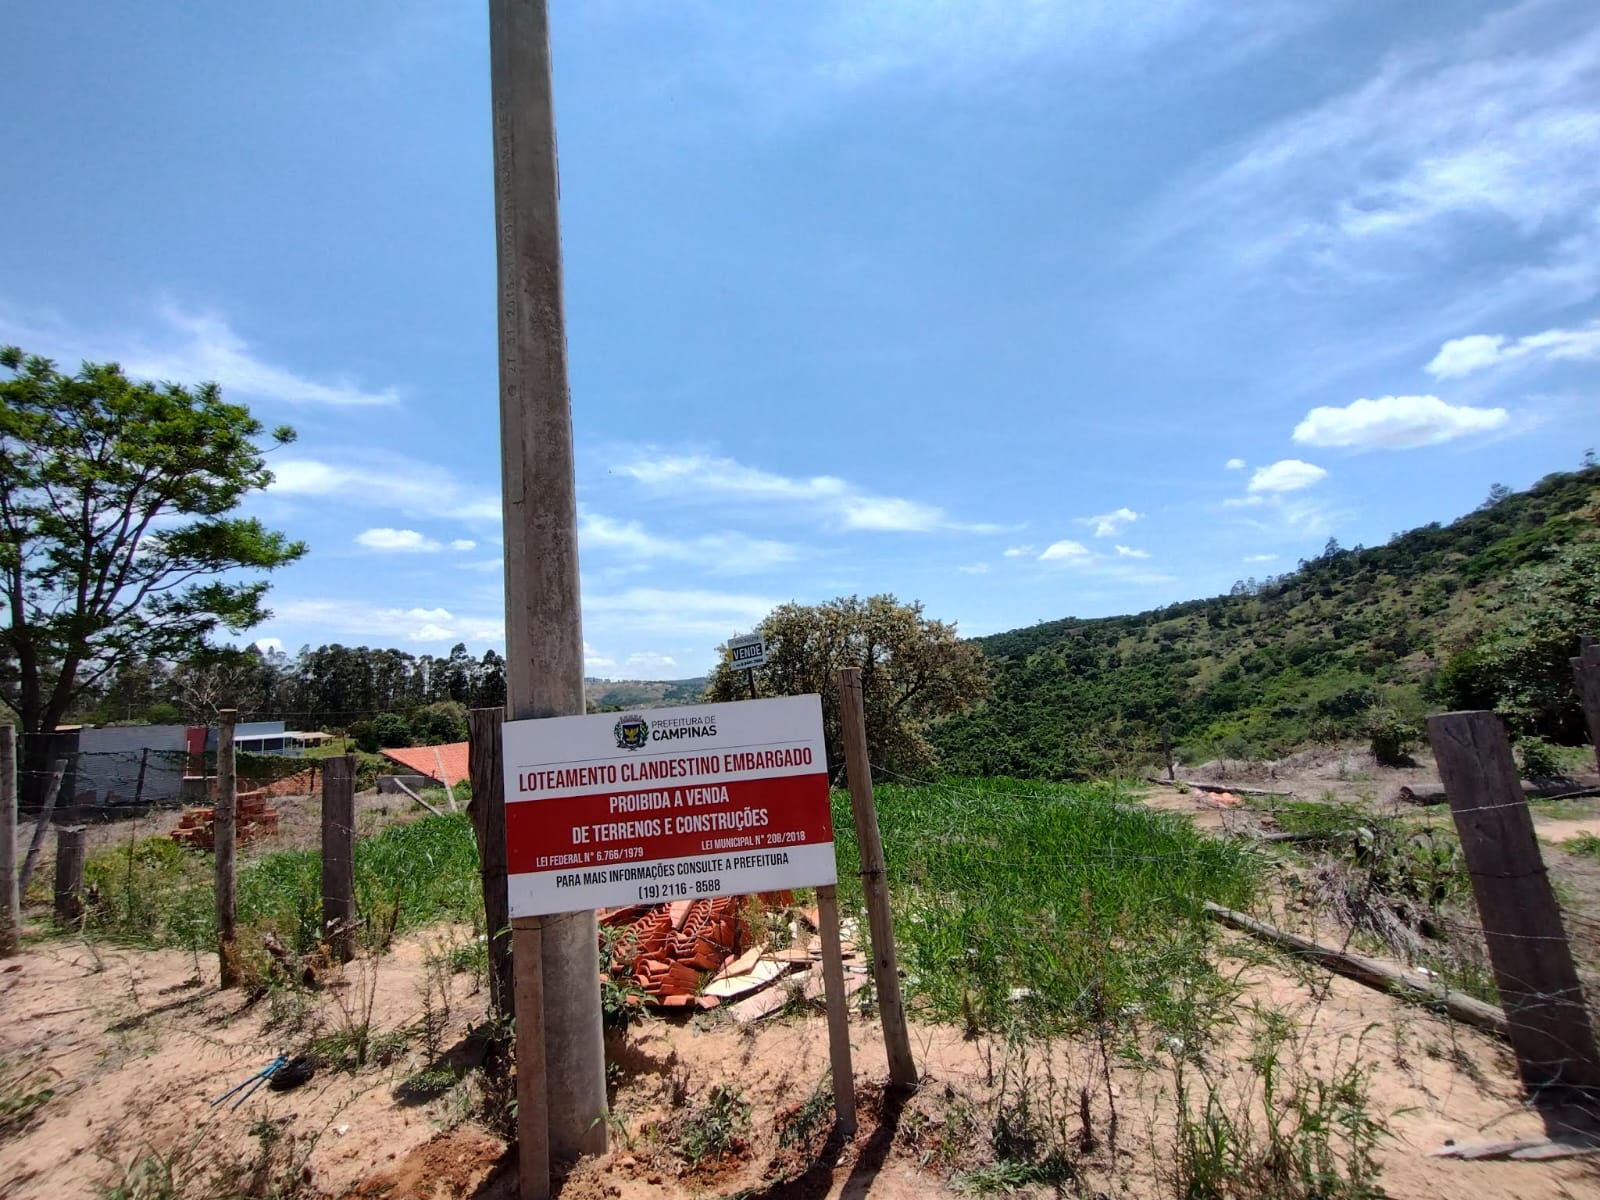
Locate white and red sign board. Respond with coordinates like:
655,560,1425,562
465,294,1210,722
502,694,835,917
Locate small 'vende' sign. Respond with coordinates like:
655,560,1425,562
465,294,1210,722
728,633,767,670
502,695,834,915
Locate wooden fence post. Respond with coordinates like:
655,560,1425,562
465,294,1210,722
1428,711,1600,1134
837,667,918,1090
815,882,858,1134
216,710,240,988
468,708,515,1019
1,726,18,956
321,754,357,964
18,758,66,898
1571,643,1600,775
54,826,87,925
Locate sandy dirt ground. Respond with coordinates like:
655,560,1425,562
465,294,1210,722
2,920,1599,1200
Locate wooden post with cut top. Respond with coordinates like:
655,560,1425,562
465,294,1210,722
321,754,357,964
1571,642,1600,775
215,710,240,988
1428,710,1600,1135
490,0,605,1190
468,707,515,1019
838,667,918,1090
54,825,87,925
0,726,18,956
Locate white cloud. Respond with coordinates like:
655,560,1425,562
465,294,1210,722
268,598,491,645
253,637,284,655
1076,507,1140,538
615,451,1001,535
123,307,399,407
355,527,443,553
1002,545,1034,558
957,562,991,574
1427,320,1600,378
1293,394,1509,450
1039,539,1091,563
582,587,778,642
625,652,679,674
1225,457,1246,470
449,538,477,552
1146,7,1600,300
583,641,618,671
1114,545,1150,559
646,0,1305,129
1248,459,1327,493
271,455,501,523
0,300,400,409
579,512,799,574
1243,553,1278,563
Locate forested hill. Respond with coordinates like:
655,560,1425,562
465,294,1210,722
932,465,1600,780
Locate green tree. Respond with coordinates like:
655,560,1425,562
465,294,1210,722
0,347,305,800
703,594,991,775
354,711,413,754
409,699,468,745
1434,541,1600,740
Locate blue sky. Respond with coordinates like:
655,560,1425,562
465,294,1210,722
4,1,1597,679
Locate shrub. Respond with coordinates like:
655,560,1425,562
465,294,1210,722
1516,736,1563,779
1364,708,1417,766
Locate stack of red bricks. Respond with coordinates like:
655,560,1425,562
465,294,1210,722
602,894,797,1009
170,789,280,850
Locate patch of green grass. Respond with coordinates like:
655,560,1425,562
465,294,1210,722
80,814,482,952
831,778,1260,1040
1565,833,1600,862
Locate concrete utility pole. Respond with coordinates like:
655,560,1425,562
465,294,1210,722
489,0,607,1177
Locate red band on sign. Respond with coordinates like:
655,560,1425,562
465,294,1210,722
505,771,833,876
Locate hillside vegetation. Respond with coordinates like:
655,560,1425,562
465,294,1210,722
933,465,1600,779
585,676,708,711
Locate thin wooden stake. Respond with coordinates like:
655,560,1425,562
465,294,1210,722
1,726,19,957
433,746,458,812
215,711,240,988
392,778,446,819
837,667,918,1090
1428,711,1600,1135
468,708,515,1020
513,916,550,1200
54,825,87,926
815,883,857,1134
1571,644,1600,775
321,754,357,964
132,747,149,807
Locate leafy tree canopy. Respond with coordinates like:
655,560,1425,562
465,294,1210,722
0,347,305,791
703,594,990,776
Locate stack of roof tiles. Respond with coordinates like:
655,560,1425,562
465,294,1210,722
601,897,750,1009
169,789,280,850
